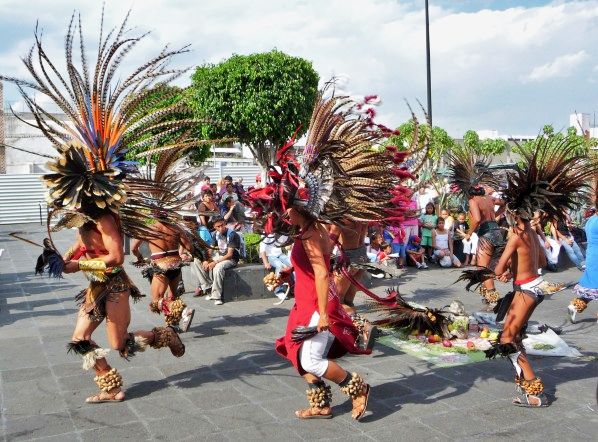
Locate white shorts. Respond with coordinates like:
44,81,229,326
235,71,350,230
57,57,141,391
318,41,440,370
299,312,334,377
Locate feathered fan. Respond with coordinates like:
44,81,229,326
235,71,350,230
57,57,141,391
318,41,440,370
368,288,451,338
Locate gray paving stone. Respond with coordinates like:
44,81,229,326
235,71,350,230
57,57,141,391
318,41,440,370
79,422,151,441
2,223,598,440
201,402,276,430
145,413,219,440
4,412,75,441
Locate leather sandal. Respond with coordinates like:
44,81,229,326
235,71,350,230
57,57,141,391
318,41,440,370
352,384,371,420
513,392,549,407
295,406,333,419
85,389,125,404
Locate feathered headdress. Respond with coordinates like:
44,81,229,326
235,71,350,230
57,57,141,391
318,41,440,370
0,9,203,222
243,88,414,234
447,145,498,199
502,136,598,221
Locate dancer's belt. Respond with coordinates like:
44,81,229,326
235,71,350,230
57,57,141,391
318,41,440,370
150,250,179,259
513,276,545,300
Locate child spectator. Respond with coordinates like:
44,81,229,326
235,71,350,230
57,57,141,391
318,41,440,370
377,242,393,264
366,232,383,262
385,225,407,268
432,217,461,268
440,208,455,233
406,235,427,268
420,202,438,258
453,212,472,265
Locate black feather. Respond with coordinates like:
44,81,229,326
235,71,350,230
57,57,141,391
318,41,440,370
370,288,451,338
453,266,495,292
66,340,97,355
493,291,515,322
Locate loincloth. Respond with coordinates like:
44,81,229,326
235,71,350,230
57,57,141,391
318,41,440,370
76,269,143,322
150,255,185,280
476,221,504,248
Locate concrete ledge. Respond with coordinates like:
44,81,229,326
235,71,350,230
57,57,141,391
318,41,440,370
179,261,274,303
222,264,271,301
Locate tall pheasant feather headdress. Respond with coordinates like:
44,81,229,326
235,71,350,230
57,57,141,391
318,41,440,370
502,135,598,221
446,145,498,199
244,87,414,234
0,8,205,224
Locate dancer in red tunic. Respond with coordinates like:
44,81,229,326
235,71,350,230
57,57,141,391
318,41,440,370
244,89,412,420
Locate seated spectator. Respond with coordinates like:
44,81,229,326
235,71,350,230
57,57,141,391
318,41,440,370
377,242,395,266
221,196,247,229
196,189,219,243
532,211,558,272
406,235,427,269
260,234,292,300
551,216,585,270
432,217,461,268
222,183,239,203
209,183,221,205
194,176,211,196
192,217,241,305
366,232,383,262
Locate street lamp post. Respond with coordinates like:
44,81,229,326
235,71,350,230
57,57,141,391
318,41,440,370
425,0,432,126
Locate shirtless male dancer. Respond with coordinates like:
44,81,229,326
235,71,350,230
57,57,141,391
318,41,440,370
132,214,196,332
488,209,550,407
329,220,368,313
463,186,504,307
65,209,185,403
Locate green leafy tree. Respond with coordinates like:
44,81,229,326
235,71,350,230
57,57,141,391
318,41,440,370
462,130,507,156
188,50,319,170
123,85,212,165
513,124,597,159
385,120,455,160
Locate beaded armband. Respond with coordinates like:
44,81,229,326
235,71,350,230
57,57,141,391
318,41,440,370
79,259,107,271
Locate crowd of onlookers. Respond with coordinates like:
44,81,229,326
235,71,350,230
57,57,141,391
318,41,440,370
184,176,589,304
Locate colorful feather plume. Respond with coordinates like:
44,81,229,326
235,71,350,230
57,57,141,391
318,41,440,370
244,84,414,234
368,288,451,338
0,9,202,218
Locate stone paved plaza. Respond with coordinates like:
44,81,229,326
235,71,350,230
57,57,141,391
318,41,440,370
1,224,597,441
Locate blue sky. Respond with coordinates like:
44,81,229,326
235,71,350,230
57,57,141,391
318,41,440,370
1,0,596,137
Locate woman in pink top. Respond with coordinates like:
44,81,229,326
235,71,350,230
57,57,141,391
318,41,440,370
401,195,419,242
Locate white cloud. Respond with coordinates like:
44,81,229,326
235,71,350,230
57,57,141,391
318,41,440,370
524,50,589,82
1,0,598,137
